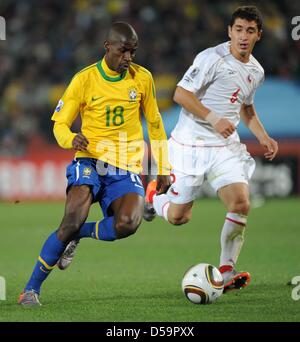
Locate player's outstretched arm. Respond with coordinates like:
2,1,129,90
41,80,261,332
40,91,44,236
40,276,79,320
240,104,278,161
142,70,172,176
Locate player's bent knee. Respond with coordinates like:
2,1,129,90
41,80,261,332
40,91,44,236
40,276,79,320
168,215,190,226
168,206,192,226
115,215,142,239
57,223,80,242
231,199,250,215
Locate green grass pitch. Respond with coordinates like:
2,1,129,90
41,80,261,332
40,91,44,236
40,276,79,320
0,198,299,322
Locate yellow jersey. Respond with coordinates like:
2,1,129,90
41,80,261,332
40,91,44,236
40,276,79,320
51,58,170,174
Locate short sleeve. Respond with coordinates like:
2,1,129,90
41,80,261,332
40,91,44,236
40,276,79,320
177,50,218,93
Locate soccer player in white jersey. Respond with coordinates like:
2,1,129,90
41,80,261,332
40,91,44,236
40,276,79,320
144,6,278,293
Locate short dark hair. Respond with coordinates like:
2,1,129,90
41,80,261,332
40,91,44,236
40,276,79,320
230,6,263,31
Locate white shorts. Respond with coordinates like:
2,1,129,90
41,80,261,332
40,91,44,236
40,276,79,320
167,137,256,204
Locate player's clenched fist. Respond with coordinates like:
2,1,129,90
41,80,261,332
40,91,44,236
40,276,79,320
206,111,235,138
72,133,89,151
213,118,236,138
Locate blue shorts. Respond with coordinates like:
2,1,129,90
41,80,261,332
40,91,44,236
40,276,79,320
66,158,145,217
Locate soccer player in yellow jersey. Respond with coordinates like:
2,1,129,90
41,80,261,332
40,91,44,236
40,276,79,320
19,22,171,307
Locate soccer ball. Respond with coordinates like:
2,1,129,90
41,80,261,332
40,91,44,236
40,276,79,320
182,263,224,304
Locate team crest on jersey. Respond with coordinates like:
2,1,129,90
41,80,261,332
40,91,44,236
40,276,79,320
55,99,64,112
128,87,137,102
247,74,252,83
83,167,92,178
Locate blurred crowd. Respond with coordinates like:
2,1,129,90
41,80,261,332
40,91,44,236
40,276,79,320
0,0,299,156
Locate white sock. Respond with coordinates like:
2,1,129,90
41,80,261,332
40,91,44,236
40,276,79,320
153,194,170,221
220,212,247,268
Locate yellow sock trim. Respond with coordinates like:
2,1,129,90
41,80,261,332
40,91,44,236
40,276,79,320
95,221,100,240
38,256,56,270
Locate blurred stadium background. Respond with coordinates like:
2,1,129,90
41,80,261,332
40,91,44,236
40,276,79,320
0,0,300,323
0,0,299,201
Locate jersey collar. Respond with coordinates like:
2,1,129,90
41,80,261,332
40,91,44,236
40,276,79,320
97,58,127,82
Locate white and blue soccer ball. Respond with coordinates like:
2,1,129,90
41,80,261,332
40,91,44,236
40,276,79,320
182,263,224,304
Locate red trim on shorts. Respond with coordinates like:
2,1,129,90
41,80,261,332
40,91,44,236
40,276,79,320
170,173,176,184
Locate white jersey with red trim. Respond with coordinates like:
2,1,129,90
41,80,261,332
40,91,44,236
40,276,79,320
173,41,264,146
